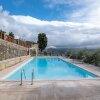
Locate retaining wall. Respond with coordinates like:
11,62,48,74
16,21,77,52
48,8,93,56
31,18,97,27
0,39,28,61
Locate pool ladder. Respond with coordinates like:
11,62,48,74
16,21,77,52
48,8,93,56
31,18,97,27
20,69,34,85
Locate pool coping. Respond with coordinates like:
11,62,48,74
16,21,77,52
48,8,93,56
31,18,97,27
59,57,100,77
0,77,100,82
0,57,33,80
2,58,33,80
0,56,100,81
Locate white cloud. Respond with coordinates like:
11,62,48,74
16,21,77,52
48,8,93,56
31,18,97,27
67,0,100,25
44,0,92,8
44,0,100,26
0,5,100,48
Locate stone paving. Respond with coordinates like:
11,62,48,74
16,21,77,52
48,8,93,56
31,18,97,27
0,79,100,100
0,56,100,100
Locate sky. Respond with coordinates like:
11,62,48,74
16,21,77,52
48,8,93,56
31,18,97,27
0,0,100,48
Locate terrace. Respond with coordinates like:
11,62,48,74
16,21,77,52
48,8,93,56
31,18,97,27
0,57,100,100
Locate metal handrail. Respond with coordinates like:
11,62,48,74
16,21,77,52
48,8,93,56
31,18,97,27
23,69,26,79
20,68,34,85
31,69,34,85
20,69,26,85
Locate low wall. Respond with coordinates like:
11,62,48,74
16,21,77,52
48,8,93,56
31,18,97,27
0,56,30,71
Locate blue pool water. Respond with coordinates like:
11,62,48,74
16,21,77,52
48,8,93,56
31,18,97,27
6,58,97,80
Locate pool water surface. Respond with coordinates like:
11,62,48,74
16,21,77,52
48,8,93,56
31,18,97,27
6,58,97,80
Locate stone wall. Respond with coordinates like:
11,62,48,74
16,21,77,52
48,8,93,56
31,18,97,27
0,39,29,61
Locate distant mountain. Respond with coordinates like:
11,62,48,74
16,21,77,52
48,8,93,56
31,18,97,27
46,47,98,55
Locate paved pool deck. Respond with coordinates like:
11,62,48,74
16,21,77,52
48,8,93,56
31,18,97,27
0,79,100,100
0,56,100,100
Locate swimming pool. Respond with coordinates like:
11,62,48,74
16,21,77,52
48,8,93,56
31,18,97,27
5,58,97,80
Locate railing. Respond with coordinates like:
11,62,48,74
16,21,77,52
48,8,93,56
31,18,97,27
20,68,34,85
31,69,34,85
20,69,26,85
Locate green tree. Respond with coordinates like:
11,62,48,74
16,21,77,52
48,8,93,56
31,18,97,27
92,49,100,66
84,49,100,66
38,33,47,52
76,49,88,60
84,54,94,64
9,32,14,38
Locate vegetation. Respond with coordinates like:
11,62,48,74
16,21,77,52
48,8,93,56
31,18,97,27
38,33,47,52
84,49,100,66
9,32,14,38
66,49,100,67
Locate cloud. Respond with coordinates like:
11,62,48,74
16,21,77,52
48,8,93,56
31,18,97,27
66,0,100,24
0,6,3,12
44,0,100,25
44,0,91,8
0,5,100,48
